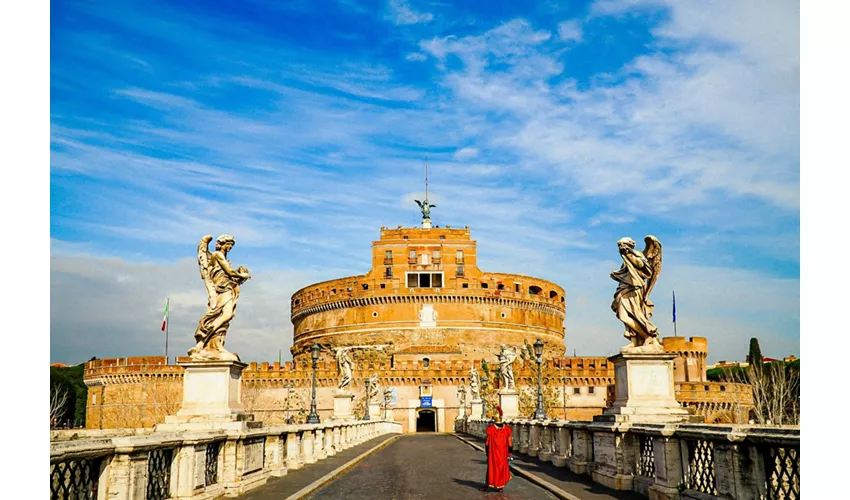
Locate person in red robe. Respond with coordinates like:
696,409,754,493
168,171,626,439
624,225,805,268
480,406,513,492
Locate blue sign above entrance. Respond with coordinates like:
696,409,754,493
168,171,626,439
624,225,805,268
420,396,433,408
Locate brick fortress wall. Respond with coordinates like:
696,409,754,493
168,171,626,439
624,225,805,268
83,346,752,431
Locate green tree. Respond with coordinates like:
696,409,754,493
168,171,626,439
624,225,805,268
748,338,764,373
49,363,88,426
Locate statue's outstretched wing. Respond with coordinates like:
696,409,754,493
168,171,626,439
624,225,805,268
643,235,663,300
429,204,436,209
414,199,423,208
197,235,216,309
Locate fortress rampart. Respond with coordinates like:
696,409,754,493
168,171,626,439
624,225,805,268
83,348,751,430
662,336,709,382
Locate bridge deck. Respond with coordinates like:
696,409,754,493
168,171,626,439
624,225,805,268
242,433,642,500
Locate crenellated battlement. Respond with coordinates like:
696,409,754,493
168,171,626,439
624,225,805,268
84,356,615,385
662,336,709,383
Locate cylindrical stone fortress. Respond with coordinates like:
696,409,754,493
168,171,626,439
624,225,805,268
290,226,566,362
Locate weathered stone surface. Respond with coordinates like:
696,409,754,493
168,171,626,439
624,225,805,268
498,391,519,419
332,392,355,421
243,438,265,474
600,352,691,424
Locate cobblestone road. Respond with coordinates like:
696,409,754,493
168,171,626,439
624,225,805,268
306,434,558,500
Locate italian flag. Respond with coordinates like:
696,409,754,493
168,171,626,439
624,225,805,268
161,298,169,331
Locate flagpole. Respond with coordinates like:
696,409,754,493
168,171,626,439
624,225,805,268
165,297,170,363
673,291,678,337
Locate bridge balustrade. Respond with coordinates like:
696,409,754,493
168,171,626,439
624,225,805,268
462,418,799,500
50,420,402,499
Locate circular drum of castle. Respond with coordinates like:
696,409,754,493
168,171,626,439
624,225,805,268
290,225,566,362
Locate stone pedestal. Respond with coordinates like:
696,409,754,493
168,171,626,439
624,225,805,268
498,390,519,419
595,352,692,424
368,403,381,420
470,400,483,420
333,392,355,421
157,360,259,432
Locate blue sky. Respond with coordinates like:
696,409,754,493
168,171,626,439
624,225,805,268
50,0,800,365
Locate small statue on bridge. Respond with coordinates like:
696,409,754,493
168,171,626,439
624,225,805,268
610,235,663,352
189,234,251,361
497,345,518,391
367,373,380,402
469,366,482,401
335,348,353,391
457,384,467,409
383,387,393,418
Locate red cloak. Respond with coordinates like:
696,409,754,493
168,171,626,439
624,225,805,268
485,423,513,488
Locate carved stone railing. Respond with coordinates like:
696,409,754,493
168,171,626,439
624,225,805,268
50,420,402,499
463,418,799,500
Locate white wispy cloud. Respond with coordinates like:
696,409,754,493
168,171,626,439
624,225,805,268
421,8,799,214
588,213,636,227
405,52,428,61
557,20,583,42
453,147,479,160
387,0,433,26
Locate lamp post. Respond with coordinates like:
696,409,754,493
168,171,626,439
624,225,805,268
481,373,489,420
364,378,371,421
532,339,548,420
306,343,321,424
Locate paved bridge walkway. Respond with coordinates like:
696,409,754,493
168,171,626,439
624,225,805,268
242,433,644,500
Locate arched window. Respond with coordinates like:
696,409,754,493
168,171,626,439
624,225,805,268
423,358,431,368
529,285,543,295
549,290,558,299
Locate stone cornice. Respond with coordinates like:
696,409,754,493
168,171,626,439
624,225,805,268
291,293,566,323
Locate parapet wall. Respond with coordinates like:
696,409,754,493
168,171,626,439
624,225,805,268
676,381,754,424
82,354,751,429
84,356,615,387
662,336,709,382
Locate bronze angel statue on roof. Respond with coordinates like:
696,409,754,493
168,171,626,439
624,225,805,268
610,236,663,352
189,234,251,361
414,199,436,220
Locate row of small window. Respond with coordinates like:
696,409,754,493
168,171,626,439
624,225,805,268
384,250,464,262
574,387,596,395
386,268,464,280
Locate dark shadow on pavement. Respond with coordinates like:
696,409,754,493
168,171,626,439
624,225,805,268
452,478,484,490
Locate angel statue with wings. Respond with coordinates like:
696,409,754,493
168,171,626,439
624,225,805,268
610,236,663,352
469,366,482,401
367,373,380,402
189,234,251,361
414,199,436,221
497,345,519,391
336,348,354,391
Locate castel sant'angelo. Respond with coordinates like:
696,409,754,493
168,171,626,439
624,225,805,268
83,191,752,433
289,222,566,364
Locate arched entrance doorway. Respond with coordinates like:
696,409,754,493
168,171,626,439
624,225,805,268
416,409,436,432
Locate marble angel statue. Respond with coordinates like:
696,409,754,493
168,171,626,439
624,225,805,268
189,234,251,361
383,387,393,414
497,345,519,391
610,235,663,351
367,373,380,402
469,366,482,401
457,384,467,408
336,348,354,391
